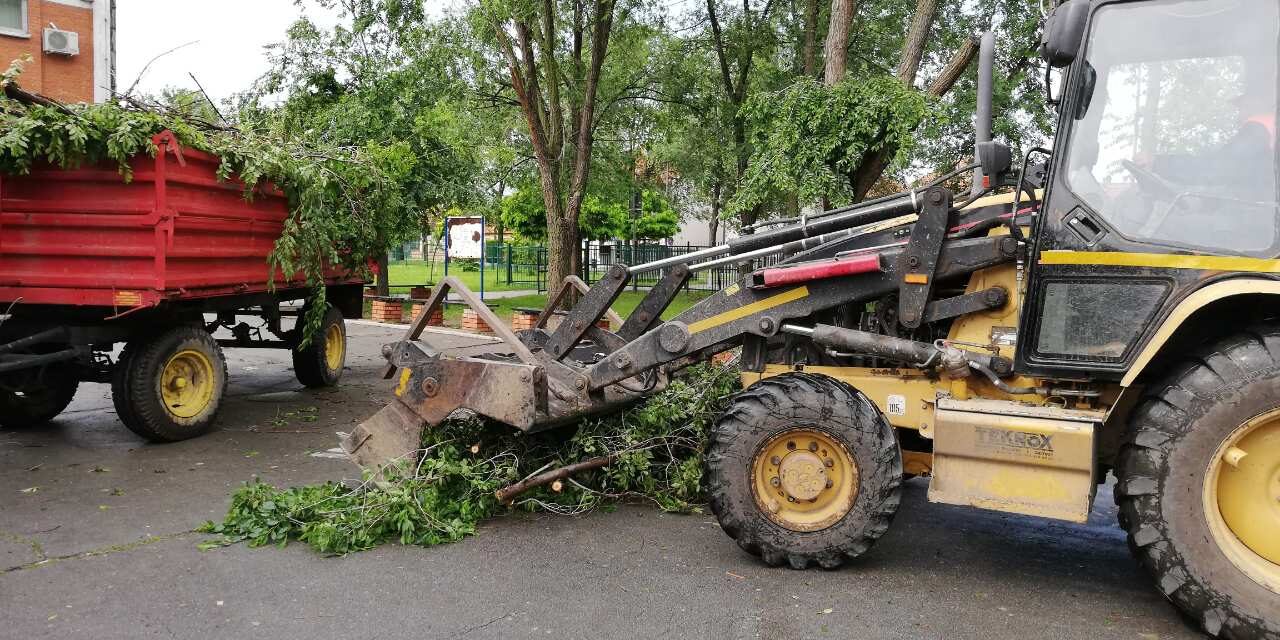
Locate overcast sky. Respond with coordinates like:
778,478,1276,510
115,1,338,104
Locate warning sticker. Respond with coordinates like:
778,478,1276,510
886,394,907,416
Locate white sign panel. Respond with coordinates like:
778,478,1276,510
447,218,484,259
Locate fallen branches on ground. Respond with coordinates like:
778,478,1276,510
199,363,741,555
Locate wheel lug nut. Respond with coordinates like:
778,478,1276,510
770,477,781,487
786,441,796,450
770,455,781,465
824,458,834,468
825,478,834,489
808,441,818,452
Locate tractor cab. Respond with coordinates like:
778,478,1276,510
1022,0,1280,378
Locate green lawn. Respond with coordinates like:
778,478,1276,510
389,260,734,295
387,260,536,293
364,289,715,330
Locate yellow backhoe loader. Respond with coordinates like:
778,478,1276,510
348,1,1280,636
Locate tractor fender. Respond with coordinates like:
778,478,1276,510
1122,278,1280,387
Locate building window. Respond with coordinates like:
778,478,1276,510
0,0,27,37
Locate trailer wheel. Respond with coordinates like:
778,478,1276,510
1116,326,1280,639
292,304,346,388
113,325,227,442
0,364,79,428
705,372,902,570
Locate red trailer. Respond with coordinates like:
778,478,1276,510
0,132,365,441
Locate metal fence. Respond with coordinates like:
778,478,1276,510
394,240,777,294
487,243,547,291
579,242,780,292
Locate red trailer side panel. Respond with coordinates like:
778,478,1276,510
0,132,356,312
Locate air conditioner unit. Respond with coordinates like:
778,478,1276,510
43,28,79,56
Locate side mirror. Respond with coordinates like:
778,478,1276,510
976,141,1013,181
1038,0,1090,68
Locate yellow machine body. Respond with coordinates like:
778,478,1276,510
744,259,1117,524
927,398,1100,522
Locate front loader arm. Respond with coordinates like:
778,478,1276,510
585,235,1018,389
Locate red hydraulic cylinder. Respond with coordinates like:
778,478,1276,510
751,253,883,288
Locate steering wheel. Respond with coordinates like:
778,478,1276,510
1121,159,1180,200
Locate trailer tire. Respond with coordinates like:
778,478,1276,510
113,326,227,442
0,364,79,428
292,305,346,388
706,372,902,570
1116,326,1280,639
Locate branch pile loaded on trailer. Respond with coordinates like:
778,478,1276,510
0,75,412,440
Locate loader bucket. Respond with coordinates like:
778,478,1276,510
342,275,660,470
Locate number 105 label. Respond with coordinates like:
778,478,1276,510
886,394,907,416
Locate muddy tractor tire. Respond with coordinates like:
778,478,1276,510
0,363,79,428
1116,326,1280,639
705,372,902,570
112,325,228,442
292,304,346,388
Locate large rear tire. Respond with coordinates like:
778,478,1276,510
0,364,79,428
292,304,346,388
1116,326,1280,639
705,372,902,570
113,325,227,442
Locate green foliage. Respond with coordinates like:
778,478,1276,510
200,364,740,554
579,196,627,241
627,190,680,240
730,76,932,213
499,184,550,241
501,185,679,242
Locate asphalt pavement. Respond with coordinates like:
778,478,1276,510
0,320,1203,639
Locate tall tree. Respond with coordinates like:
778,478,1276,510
485,0,618,290
704,0,782,229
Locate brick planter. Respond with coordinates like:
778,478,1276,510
409,286,431,299
410,303,444,327
370,298,403,323
461,307,496,335
511,308,540,331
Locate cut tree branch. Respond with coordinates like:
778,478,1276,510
495,454,617,504
927,35,979,97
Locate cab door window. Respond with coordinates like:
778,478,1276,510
1064,0,1279,256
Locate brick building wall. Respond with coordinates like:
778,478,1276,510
0,0,111,103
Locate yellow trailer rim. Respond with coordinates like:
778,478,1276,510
751,428,858,532
1204,409,1280,594
324,323,344,371
159,349,215,419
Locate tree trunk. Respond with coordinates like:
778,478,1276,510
555,0,614,292
732,117,754,229
803,0,820,77
708,181,722,244
823,0,856,85
376,251,390,296
896,0,938,87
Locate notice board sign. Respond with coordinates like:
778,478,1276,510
446,217,484,259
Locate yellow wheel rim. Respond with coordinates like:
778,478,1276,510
751,428,858,532
323,323,344,371
1204,408,1280,594
159,349,216,419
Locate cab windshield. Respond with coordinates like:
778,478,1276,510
1064,0,1279,255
